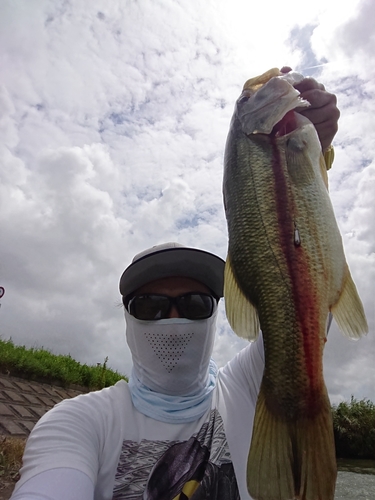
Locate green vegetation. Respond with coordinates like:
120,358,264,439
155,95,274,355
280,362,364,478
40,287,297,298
0,338,128,390
332,396,375,460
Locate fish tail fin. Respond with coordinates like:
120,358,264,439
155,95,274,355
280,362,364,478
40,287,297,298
224,256,260,340
331,267,368,339
247,386,337,500
247,387,295,500
297,399,337,500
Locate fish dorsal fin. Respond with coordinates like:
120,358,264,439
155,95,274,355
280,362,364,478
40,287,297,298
331,267,368,339
224,257,260,340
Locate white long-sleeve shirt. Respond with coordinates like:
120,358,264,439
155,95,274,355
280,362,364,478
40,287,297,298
12,338,264,500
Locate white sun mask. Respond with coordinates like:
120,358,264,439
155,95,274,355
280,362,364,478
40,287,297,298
125,308,218,396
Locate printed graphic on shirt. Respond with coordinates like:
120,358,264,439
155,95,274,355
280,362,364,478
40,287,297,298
113,409,240,499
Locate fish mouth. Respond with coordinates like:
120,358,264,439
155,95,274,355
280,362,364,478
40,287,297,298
237,73,310,136
270,110,298,137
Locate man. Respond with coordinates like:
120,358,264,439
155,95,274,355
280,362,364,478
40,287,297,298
11,75,339,500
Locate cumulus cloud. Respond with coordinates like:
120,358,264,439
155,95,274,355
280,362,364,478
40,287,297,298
0,0,373,403
331,0,375,59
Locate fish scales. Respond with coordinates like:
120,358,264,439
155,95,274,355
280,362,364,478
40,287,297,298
223,68,368,500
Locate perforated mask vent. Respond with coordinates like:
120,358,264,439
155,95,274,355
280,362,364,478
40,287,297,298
144,331,195,373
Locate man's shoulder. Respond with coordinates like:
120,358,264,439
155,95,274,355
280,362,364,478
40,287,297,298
53,379,130,413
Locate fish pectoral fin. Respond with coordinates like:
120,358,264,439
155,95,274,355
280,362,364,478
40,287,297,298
331,267,368,339
224,257,260,340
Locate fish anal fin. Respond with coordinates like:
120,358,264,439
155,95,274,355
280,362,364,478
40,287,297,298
331,268,368,339
224,257,260,340
247,387,337,500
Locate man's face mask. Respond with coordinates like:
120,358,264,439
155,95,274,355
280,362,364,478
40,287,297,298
125,308,218,396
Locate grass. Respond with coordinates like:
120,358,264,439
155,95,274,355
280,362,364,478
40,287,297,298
0,337,127,390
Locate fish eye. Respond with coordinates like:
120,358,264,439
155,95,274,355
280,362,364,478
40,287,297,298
238,95,250,104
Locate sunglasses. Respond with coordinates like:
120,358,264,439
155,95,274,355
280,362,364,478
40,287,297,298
125,293,217,321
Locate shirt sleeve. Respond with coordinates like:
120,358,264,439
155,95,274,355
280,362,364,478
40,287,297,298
17,394,104,485
13,382,127,498
236,332,264,393
220,333,264,402
10,468,94,500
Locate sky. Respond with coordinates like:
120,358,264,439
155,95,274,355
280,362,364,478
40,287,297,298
0,0,374,405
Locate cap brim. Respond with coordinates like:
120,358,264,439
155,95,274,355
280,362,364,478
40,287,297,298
119,247,225,298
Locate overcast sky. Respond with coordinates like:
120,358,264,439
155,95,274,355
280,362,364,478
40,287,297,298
0,0,374,405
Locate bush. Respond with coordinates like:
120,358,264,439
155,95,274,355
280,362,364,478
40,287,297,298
332,396,375,459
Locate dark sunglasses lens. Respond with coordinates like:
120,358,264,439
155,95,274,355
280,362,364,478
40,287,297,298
177,294,214,320
129,295,170,320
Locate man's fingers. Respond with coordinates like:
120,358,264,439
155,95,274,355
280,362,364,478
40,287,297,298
299,103,340,126
277,69,340,150
300,109,339,152
312,120,339,152
296,87,339,150
294,77,325,93
300,88,337,111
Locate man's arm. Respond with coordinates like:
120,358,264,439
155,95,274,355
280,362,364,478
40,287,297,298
11,468,94,500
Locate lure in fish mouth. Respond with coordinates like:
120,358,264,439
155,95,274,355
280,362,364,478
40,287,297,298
223,68,368,500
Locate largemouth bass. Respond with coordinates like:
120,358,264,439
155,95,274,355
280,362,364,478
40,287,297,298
223,68,368,500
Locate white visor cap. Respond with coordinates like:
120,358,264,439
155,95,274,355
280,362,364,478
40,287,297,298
119,242,225,299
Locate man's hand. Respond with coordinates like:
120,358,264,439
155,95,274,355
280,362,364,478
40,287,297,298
280,66,340,152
